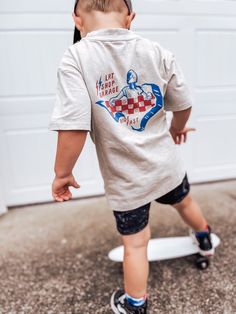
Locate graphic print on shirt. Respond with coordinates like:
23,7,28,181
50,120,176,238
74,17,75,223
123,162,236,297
95,70,163,132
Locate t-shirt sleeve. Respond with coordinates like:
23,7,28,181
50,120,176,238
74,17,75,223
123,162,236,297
48,48,91,131
163,50,193,112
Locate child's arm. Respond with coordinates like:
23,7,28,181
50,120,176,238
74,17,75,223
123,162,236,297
48,48,92,202
169,107,196,145
52,130,88,202
162,49,196,144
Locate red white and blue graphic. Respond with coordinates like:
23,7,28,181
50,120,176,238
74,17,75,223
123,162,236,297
96,70,163,132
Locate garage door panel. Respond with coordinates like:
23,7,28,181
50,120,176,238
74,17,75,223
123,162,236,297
134,15,193,30
191,165,236,183
5,125,101,189
1,128,103,206
194,116,236,167
195,90,236,116
196,30,236,87
0,0,75,13
0,111,104,206
0,97,54,115
4,127,53,189
196,89,236,102
0,32,72,96
134,0,236,15
0,14,73,30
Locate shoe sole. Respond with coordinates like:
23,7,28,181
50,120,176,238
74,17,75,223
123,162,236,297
198,247,215,257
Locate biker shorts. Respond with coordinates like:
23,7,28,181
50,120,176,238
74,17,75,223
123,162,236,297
113,173,190,235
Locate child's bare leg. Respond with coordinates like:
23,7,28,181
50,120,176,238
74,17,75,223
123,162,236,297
121,223,151,298
173,193,208,231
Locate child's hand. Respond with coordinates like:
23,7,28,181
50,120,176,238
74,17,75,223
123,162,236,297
52,174,80,202
169,126,196,145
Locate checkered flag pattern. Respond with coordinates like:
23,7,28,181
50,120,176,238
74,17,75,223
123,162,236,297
105,95,156,115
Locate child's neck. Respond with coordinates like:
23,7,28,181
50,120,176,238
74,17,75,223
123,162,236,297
83,11,127,34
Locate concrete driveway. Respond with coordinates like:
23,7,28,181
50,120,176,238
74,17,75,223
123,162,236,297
0,180,235,313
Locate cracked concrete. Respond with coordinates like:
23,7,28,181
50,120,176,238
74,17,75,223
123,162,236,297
0,180,235,313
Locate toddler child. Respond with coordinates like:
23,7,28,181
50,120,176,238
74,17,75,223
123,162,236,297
49,1,214,313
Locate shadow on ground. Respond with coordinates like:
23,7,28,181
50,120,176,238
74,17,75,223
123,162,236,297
0,180,235,313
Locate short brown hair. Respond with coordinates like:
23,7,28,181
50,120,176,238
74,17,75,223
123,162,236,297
76,0,130,14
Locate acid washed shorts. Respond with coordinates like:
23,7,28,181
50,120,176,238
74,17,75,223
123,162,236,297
113,173,190,235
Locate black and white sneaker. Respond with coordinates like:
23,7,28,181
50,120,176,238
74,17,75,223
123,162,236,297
111,289,148,314
190,225,215,256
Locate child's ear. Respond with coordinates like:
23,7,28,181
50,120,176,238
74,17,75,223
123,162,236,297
126,12,136,29
72,12,83,31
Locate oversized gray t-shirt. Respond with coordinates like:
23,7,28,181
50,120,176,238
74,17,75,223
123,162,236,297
48,28,193,211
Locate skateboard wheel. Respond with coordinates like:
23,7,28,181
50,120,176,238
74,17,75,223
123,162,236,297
195,254,209,270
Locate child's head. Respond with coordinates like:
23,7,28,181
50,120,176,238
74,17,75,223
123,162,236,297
73,0,135,39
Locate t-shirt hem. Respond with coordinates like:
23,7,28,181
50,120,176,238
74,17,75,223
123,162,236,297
48,123,91,131
164,102,192,112
108,171,186,212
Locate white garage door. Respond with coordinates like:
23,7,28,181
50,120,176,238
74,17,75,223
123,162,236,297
133,1,236,184
0,0,236,210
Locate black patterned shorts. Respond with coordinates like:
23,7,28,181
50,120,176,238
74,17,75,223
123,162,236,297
113,173,190,235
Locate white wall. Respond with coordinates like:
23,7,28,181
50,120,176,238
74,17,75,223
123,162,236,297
0,0,236,208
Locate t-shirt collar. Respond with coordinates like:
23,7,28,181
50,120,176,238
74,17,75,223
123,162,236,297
84,28,139,41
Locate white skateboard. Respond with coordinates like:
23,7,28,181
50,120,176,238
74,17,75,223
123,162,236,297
108,233,220,269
